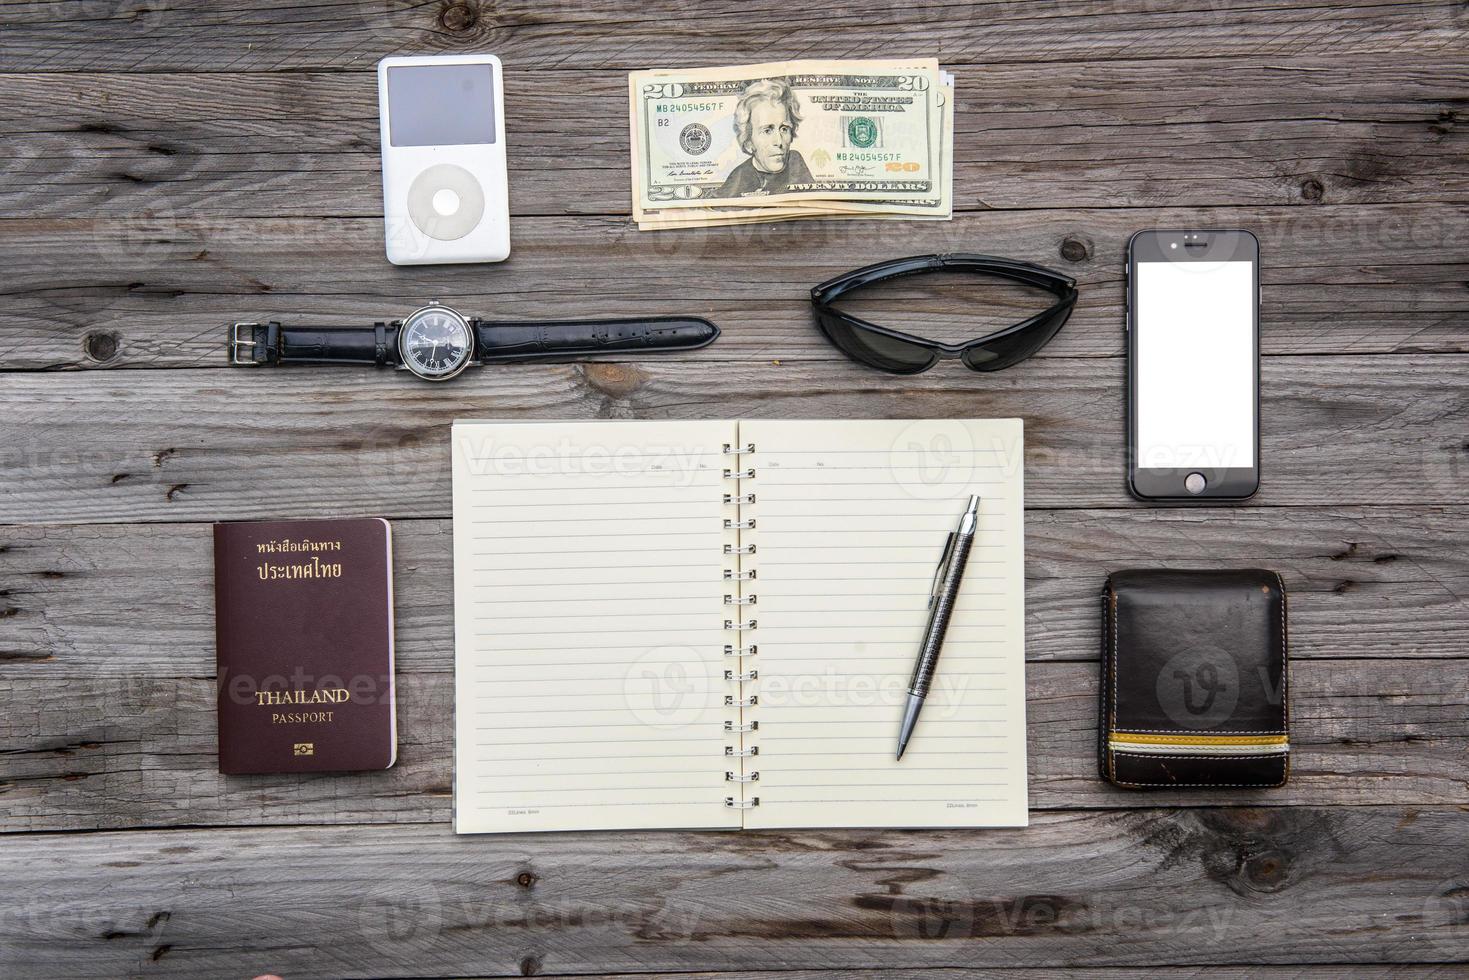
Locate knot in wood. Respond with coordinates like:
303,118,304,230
581,362,648,398
85,331,120,362
438,1,481,33
1244,850,1291,891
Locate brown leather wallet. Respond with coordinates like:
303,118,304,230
1099,569,1289,789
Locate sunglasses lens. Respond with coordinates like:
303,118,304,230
960,300,1074,372
817,311,938,374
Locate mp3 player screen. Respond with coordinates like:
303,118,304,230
387,65,497,147
1135,259,1255,470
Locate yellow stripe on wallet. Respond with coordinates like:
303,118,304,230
1108,733,1289,757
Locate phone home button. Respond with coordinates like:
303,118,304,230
1185,472,1207,495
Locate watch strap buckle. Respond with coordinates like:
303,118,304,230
229,322,280,366
229,322,260,365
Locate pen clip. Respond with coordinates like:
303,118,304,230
927,532,956,609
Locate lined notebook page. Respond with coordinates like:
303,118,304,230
452,420,739,833
740,419,1028,829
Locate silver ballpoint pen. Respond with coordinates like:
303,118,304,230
896,494,980,761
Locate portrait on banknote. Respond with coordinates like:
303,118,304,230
713,79,815,197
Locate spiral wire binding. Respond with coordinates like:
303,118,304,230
722,441,759,809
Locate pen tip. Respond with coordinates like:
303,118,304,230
895,746,905,762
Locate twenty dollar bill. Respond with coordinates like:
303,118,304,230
629,59,949,219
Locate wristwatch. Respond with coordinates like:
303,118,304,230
228,302,720,381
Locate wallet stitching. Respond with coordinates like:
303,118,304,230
1110,729,1287,735
1098,589,1108,783
1108,587,1117,783
1113,782,1284,788
1099,588,1109,782
1277,571,1290,785
1113,751,1289,760
1105,590,1111,783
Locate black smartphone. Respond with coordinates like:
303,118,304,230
1126,229,1260,501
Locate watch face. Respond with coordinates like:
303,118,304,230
398,304,473,380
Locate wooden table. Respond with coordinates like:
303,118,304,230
3,2,1467,976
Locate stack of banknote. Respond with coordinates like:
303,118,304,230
628,59,954,230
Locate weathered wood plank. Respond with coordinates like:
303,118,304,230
2,655,1469,834
475,973,1468,980
0,356,1464,520
1,807,1466,977
3,658,1466,831
3,511,1465,675
451,973,1469,980
3,205,1464,373
0,0,1464,72
478,973,1468,980
2,58,1465,220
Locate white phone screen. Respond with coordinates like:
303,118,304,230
1136,259,1255,469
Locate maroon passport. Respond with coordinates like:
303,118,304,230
213,518,397,774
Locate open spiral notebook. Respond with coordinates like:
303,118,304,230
451,418,1028,833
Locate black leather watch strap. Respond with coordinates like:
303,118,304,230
229,314,719,369
229,322,401,367
471,316,720,364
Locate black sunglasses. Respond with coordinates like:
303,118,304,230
810,253,1079,374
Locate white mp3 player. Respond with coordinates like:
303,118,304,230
377,53,510,265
